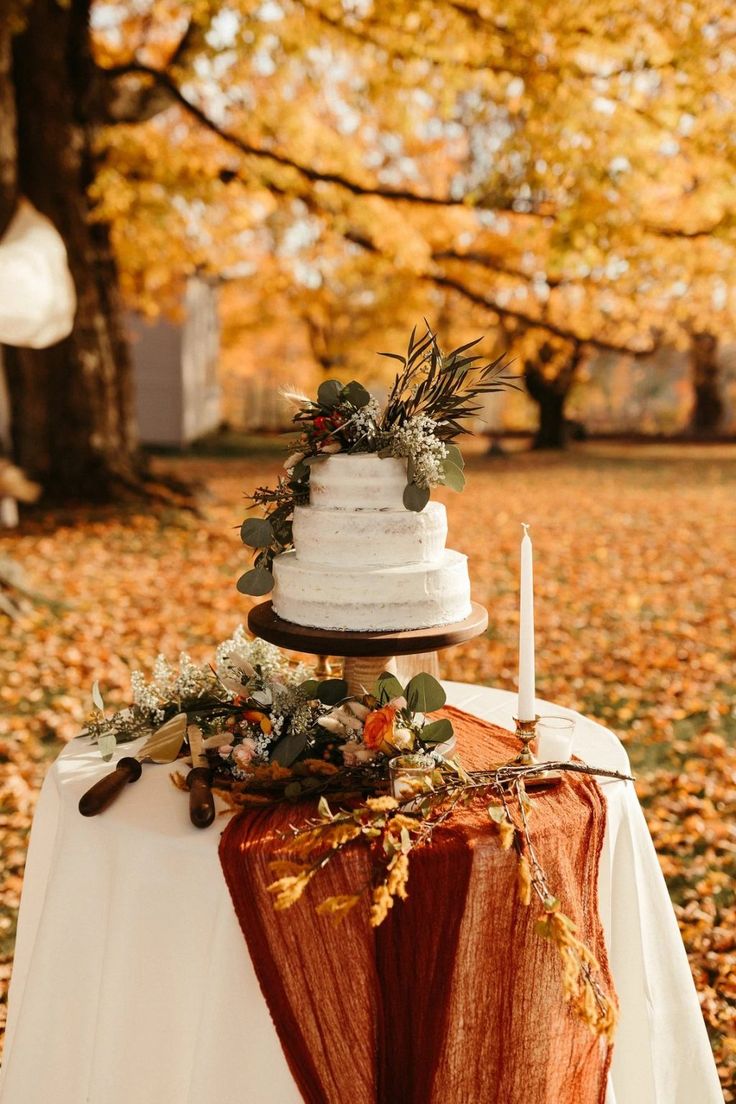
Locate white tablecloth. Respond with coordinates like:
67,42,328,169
0,684,724,1104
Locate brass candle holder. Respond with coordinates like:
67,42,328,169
513,715,539,764
314,655,334,679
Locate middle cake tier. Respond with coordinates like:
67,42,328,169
291,500,448,567
271,549,472,631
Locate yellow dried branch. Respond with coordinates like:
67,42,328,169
315,894,362,921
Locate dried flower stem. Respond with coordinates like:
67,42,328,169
265,761,624,1040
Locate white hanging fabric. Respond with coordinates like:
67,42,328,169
0,198,76,349
0,198,75,523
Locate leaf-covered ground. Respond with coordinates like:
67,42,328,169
1,442,734,1095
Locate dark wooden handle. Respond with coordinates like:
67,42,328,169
187,767,215,829
78,757,143,817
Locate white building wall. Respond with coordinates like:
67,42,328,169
129,278,221,447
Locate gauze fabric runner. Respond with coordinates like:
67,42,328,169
219,706,614,1104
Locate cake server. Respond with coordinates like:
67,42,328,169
78,713,187,817
186,723,216,829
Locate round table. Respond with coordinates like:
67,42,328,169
0,684,723,1104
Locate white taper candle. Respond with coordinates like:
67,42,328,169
517,522,536,721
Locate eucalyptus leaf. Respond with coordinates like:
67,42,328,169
376,672,404,704
405,672,446,713
403,482,430,512
445,443,465,470
240,517,274,548
299,679,319,698
315,678,348,705
317,379,343,408
272,731,309,767
91,680,104,713
236,566,274,596
342,381,371,408
441,459,465,492
98,731,117,762
284,781,303,799
419,718,454,744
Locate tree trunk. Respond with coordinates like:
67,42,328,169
531,385,567,449
0,20,18,234
688,332,723,436
2,0,142,500
524,342,582,450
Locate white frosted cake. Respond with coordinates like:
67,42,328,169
271,455,472,631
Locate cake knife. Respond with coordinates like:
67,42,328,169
186,723,216,829
79,712,187,817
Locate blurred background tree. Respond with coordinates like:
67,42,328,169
1,0,138,499
2,0,736,498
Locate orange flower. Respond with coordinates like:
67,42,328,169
241,709,272,733
362,705,397,750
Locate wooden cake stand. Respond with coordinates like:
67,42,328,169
248,601,489,695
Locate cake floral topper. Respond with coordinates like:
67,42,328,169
238,323,516,596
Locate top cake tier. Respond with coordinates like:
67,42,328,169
309,455,408,510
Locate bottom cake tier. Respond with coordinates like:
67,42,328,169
271,549,472,631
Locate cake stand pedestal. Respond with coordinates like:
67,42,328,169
247,601,489,695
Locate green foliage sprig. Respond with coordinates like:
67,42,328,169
238,473,309,595
380,324,517,436
88,632,454,777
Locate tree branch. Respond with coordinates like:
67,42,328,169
433,248,565,288
100,61,521,212
428,272,653,355
643,218,733,241
342,229,649,353
299,0,521,76
301,0,673,83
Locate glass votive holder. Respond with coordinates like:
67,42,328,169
536,716,576,763
389,753,435,800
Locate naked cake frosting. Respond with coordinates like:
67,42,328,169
271,455,471,631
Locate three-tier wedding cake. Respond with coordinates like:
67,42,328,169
239,326,514,632
271,455,472,631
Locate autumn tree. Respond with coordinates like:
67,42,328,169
4,0,736,498
91,0,736,445
1,0,141,499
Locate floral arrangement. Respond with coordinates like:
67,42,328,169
238,324,516,596
87,627,457,772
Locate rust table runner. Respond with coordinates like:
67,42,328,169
219,706,614,1104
